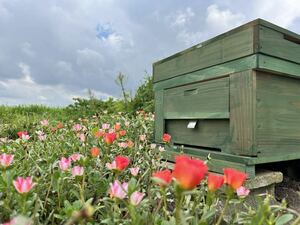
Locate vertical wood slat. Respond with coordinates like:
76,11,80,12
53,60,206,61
229,70,256,156
154,90,164,143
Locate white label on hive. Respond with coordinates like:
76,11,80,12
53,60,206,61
187,121,197,129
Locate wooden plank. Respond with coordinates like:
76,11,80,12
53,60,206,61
153,54,258,91
257,54,300,78
165,145,254,165
258,19,300,41
164,112,229,120
166,119,229,150
163,149,255,178
259,26,300,64
163,77,229,119
153,26,254,82
255,72,300,155
154,90,164,143
229,70,256,156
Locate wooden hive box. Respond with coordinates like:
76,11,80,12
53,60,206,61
153,19,300,178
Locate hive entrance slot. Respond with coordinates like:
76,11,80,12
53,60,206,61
173,143,222,152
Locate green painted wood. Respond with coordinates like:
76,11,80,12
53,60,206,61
163,77,229,119
153,26,254,82
255,72,300,155
163,149,255,178
258,19,300,41
166,145,254,165
229,70,256,156
166,119,229,150
257,54,300,78
154,54,257,91
153,19,300,83
154,90,164,143
259,26,300,64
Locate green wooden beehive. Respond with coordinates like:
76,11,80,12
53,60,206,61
153,19,300,178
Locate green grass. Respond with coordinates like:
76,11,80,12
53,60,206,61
0,105,67,139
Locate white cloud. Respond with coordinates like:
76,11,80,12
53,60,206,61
251,0,300,28
18,62,34,84
76,48,104,70
171,7,195,27
0,74,112,106
176,30,204,47
21,42,35,57
206,4,245,33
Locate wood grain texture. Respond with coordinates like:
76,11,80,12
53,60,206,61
153,27,254,82
166,119,229,150
154,54,258,91
257,54,300,78
229,70,256,156
154,90,164,143
256,72,300,156
259,26,300,64
163,77,229,119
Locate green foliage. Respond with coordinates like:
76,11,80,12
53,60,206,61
130,76,154,113
0,105,66,139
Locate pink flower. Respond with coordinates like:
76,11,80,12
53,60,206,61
150,143,156,149
73,124,82,132
13,177,35,193
59,157,71,171
18,131,30,141
236,186,250,197
70,153,83,162
130,191,145,206
0,153,14,167
118,142,128,148
102,123,110,130
36,131,46,141
130,167,140,176
40,119,49,126
139,134,146,142
158,146,165,152
38,135,46,141
109,180,128,199
125,121,130,127
78,133,85,142
71,166,84,177
106,161,117,170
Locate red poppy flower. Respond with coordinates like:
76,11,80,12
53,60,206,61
162,133,171,143
172,155,208,190
207,173,224,192
90,147,100,158
115,156,130,171
152,169,172,187
105,133,117,145
223,168,247,190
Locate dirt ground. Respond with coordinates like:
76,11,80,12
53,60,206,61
275,176,300,212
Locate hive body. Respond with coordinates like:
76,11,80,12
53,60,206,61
153,19,300,177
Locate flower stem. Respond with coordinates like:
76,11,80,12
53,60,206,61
215,197,229,225
175,186,183,225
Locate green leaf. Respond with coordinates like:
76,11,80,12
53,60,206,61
275,214,294,225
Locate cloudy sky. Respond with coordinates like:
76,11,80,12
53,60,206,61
0,0,299,106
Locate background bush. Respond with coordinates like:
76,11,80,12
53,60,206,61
0,75,154,139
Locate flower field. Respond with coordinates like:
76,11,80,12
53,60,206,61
0,111,299,225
